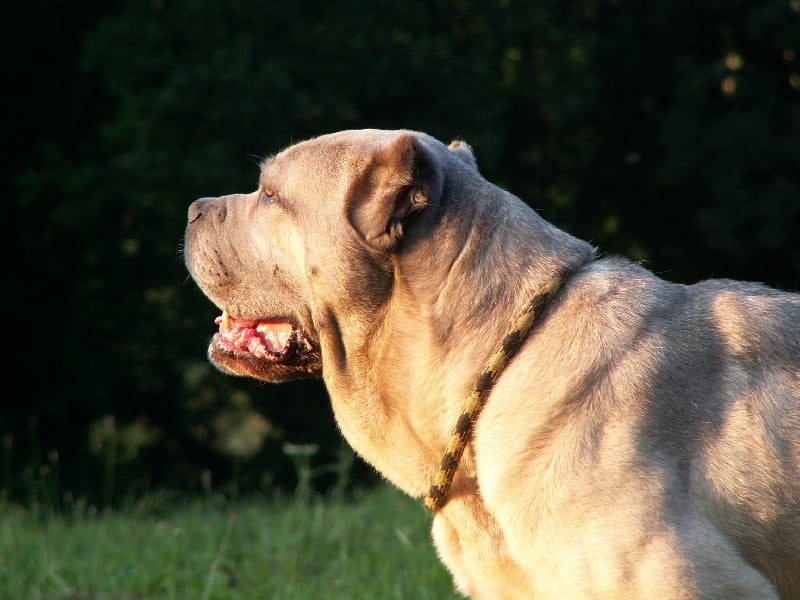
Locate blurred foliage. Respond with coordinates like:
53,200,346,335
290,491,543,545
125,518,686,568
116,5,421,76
4,0,799,507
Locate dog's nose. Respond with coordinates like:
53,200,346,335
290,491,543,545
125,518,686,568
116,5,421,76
188,197,214,224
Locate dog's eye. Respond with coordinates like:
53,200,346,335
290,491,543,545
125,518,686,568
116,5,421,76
260,188,277,203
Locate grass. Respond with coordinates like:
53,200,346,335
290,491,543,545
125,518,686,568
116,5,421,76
0,484,463,599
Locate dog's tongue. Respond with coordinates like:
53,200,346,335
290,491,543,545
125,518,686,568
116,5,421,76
215,310,294,358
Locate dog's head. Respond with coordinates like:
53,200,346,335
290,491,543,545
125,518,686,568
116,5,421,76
184,129,478,382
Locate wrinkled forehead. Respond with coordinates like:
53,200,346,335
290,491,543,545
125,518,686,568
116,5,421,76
259,130,406,200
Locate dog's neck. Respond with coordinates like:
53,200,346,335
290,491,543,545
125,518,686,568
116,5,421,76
321,184,595,499
423,261,584,511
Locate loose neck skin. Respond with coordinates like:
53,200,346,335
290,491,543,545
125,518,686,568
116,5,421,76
320,174,595,497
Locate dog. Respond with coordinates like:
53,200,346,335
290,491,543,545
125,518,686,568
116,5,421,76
184,129,800,599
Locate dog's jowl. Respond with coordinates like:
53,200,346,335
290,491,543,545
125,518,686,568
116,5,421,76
185,129,800,600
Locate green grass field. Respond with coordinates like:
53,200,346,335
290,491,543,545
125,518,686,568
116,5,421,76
0,485,462,599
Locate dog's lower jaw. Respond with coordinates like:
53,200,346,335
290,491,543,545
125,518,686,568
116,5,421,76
207,335,322,382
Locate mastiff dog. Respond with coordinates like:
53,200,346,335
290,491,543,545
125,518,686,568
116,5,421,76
184,129,800,599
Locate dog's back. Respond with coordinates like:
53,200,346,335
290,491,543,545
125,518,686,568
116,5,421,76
478,258,800,598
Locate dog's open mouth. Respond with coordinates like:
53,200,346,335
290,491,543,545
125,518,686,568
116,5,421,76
207,310,322,381
214,311,297,359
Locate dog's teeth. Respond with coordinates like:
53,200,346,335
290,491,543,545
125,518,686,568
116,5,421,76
255,322,294,352
220,310,231,331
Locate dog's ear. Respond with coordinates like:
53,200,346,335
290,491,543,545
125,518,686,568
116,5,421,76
346,133,440,252
448,139,479,172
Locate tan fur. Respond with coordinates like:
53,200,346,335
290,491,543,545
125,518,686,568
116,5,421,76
184,129,800,599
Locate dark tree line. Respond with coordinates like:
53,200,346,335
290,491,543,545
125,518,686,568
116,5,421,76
5,0,799,508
